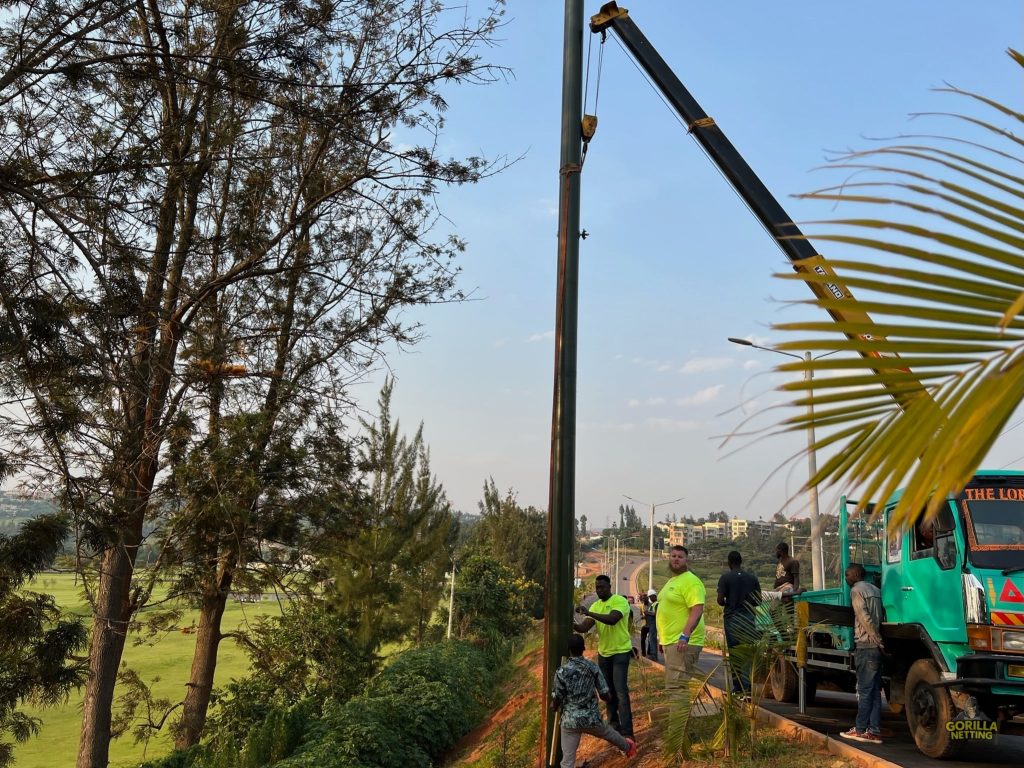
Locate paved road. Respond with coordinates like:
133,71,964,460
689,653,1024,767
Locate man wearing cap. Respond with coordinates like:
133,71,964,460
643,588,659,660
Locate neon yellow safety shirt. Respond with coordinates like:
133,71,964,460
589,593,633,657
656,571,706,647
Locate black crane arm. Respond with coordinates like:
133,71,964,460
590,2,879,341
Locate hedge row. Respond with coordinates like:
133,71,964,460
145,640,495,768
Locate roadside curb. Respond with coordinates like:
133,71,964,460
644,650,900,768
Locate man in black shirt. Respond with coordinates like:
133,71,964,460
773,541,800,594
717,550,761,695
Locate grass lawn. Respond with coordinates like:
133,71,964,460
15,573,282,768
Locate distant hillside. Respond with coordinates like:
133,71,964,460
0,491,57,533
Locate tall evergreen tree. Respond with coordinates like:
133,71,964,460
469,478,546,590
0,1,506,762
0,514,87,767
324,380,453,664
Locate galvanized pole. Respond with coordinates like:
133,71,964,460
805,351,825,590
648,504,655,590
446,561,456,639
543,1,584,765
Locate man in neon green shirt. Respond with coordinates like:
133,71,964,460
573,574,634,738
656,545,705,704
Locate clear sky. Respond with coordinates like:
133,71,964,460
361,0,1024,529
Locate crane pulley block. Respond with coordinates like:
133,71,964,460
581,114,598,142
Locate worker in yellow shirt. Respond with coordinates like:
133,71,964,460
656,545,705,704
573,574,634,739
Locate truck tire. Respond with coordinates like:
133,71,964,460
770,657,798,703
753,665,774,700
905,659,958,759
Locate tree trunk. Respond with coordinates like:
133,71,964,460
76,539,139,768
175,562,234,748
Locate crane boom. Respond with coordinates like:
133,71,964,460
590,2,882,346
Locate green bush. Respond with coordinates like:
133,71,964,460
280,641,494,768
144,640,495,768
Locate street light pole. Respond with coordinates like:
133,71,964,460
624,494,684,592
728,337,828,590
614,536,620,586
446,560,456,639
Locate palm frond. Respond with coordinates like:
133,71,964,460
749,49,1024,528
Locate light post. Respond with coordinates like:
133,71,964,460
613,534,647,594
728,336,835,590
624,494,684,592
446,558,456,639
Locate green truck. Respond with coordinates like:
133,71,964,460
769,471,1024,757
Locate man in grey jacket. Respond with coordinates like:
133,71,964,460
840,563,884,744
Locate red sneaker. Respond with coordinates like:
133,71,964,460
860,732,883,744
839,727,868,742
624,737,638,758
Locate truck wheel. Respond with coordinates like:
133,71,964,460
905,659,958,759
752,665,774,700
770,657,798,703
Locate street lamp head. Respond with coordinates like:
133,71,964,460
727,337,753,346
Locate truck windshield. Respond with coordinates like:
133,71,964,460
960,484,1024,570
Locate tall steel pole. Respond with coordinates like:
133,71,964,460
543,1,584,764
648,505,655,590
805,351,825,589
446,561,456,639
728,337,826,590
614,536,620,586
624,494,683,592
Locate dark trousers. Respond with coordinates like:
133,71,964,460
854,647,883,735
639,626,649,658
646,624,658,659
597,651,633,738
724,614,754,693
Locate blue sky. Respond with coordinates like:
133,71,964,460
362,0,1024,529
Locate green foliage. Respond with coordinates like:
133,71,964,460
665,596,797,762
204,600,370,743
465,479,546,615
146,640,495,768
0,515,86,767
751,49,1024,526
452,554,540,648
325,380,455,661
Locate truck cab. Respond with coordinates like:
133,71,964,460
787,471,1024,758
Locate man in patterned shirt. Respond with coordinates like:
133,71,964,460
552,634,638,767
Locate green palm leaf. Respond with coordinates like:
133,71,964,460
761,49,1024,529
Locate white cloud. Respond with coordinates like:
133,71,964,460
626,396,667,408
493,338,508,349
528,330,555,342
743,360,761,370
675,385,723,407
679,357,733,374
632,357,674,372
645,418,701,433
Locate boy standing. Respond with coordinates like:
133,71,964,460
552,633,638,767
